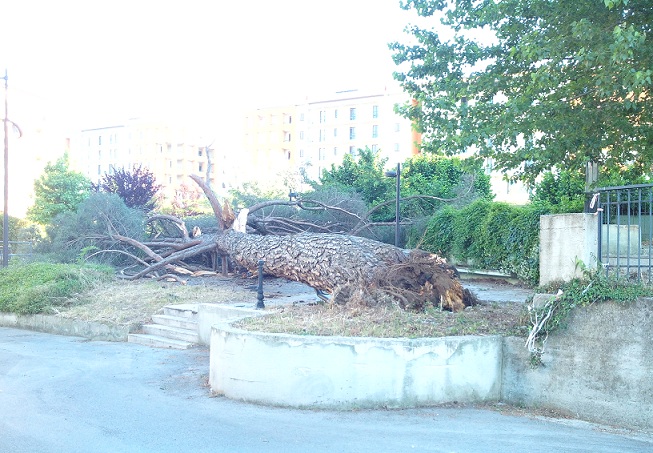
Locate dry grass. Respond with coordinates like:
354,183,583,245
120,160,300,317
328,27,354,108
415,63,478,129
235,301,529,338
57,277,253,328
56,275,529,338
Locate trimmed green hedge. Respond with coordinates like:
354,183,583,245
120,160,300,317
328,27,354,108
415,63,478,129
0,262,114,315
419,200,549,284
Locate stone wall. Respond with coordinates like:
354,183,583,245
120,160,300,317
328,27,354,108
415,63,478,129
501,297,653,431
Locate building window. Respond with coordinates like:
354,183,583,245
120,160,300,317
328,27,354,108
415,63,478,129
300,113,305,121
349,146,357,156
319,110,326,123
198,148,203,157
371,144,378,153
318,148,326,161
333,147,338,156
319,129,326,142
299,131,305,140
300,149,305,158
372,105,379,118
334,109,339,119
98,136,102,145
333,128,338,137
395,123,401,132
394,143,400,153
199,163,204,172
349,127,356,140
284,132,291,142
349,108,356,120
372,125,379,138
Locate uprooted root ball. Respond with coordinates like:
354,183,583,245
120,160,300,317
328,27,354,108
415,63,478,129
332,252,477,312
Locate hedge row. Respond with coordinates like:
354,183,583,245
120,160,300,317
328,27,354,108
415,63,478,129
417,200,550,284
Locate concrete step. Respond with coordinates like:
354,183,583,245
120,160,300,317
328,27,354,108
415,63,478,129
151,314,198,331
142,324,199,343
127,333,195,350
163,304,198,320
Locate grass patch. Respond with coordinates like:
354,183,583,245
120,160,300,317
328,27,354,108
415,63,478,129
0,262,114,315
60,278,253,327
235,302,529,338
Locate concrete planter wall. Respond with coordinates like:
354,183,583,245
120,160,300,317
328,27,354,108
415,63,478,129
0,312,130,341
210,324,503,409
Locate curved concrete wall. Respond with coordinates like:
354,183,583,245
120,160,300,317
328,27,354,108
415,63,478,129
209,325,502,409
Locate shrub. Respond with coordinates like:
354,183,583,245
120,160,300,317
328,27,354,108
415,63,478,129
0,262,113,314
419,200,548,284
43,193,146,264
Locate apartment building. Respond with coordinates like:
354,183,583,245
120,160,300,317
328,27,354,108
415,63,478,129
72,118,228,199
243,86,419,186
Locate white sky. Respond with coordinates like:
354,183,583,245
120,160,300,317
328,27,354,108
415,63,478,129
0,0,417,138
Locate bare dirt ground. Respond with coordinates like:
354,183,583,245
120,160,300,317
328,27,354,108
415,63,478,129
58,273,534,338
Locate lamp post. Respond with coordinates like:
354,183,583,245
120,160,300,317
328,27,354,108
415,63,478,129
384,163,401,247
2,70,8,267
2,70,22,267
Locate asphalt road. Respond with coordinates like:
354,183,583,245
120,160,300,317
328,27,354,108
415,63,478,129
1,327,651,453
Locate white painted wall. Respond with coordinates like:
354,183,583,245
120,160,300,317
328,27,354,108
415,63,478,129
210,325,502,409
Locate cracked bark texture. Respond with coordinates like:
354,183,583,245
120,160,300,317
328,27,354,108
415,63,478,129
215,230,472,311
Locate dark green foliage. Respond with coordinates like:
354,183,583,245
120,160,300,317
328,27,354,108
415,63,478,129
0,262,113,314
94,165,161,212
318,147,393,208
391,0,653,184
530,165,652,214
420,200,548,283
27,154,92,225
530,170,586,213
44,193,146,264
401,154,492,214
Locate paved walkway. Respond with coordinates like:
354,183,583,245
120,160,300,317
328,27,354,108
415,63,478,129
1,327,651,452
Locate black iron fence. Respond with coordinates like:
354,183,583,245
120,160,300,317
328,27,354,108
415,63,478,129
588,184,653,284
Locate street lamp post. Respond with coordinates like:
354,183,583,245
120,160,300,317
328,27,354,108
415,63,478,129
385,163,401,247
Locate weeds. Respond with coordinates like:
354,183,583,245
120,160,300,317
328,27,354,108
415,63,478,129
526,269,653,366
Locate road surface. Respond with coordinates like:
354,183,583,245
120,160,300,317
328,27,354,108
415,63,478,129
1,327,651,453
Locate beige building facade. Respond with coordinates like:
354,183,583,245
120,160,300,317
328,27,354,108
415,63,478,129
72,118,228,200
242,86,419,188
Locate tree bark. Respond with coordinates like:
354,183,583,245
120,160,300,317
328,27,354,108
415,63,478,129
215,230,474,311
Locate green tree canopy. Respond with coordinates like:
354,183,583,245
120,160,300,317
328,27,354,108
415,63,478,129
27,154,92,225
390,0,652,184
318,147,392,206
94,165,161,212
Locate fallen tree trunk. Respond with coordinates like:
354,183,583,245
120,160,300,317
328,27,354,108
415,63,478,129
215,230,475,311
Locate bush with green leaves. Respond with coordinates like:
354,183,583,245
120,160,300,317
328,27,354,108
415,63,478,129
27,154,92,225
418,200,548,284
318,147,393,212
43,192,146,264
0,262,113,314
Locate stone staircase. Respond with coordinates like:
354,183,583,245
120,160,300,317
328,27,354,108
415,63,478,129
128,304,199,349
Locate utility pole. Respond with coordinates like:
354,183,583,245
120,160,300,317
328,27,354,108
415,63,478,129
3,69,8,267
